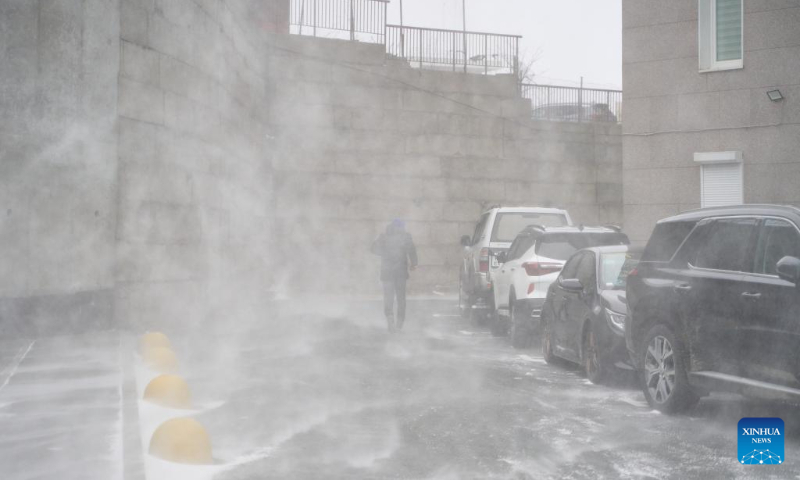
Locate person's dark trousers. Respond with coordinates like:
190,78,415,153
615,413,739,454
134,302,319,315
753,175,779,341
382,278,407,330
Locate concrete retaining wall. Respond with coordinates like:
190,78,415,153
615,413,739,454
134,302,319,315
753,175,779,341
266,35,622,294
114,0,278,331
0,0,120,335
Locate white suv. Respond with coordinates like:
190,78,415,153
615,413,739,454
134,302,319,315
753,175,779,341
459,207,572,323
492,226,629,348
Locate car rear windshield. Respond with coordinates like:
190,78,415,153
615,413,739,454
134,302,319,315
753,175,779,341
600,252,641,290
490,212,568,242
641,221,697,262
535,232,630,261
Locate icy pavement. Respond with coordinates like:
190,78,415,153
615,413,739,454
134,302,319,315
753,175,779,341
3,300,800,479
180,299,800,480
0,332,126,480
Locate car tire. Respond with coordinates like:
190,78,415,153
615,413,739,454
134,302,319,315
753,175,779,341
583,323,609,384
541,304,557,364
489,310,508,337
639,323,699,414
510,300,533,349
458,276,472,319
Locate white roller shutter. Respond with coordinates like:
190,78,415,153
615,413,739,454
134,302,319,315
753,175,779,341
701,162,743,207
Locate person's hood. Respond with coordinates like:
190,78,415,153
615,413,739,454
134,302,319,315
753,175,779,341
600,290,627,314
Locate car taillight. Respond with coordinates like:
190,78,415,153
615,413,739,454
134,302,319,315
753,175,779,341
628,267,639,277
522,262,563,276
527,283,535,294
479,248,489,273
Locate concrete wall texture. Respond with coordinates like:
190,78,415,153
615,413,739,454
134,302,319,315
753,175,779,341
0,0,622,334
622,0,800,243
266,35,622,294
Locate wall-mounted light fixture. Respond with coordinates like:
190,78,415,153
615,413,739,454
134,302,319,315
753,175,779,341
767,89,784,102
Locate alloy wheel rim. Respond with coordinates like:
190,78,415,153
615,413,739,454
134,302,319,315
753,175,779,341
644,335,676,404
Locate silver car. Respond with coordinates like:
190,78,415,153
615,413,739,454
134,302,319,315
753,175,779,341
459,206,572,324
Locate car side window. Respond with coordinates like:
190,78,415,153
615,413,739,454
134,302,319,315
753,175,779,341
577,252,596,287
472,213,489,246
561,253,583,279
506,237,522,261
692,218,759,272
753,219,800,276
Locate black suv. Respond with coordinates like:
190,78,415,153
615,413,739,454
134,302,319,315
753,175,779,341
626,205,800,413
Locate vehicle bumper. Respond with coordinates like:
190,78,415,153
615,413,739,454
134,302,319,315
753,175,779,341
513,298,547,326
597,323,633,370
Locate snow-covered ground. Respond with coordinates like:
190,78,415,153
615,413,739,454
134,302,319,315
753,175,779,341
3,299,800,479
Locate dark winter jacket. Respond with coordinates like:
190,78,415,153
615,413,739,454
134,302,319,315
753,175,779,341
371,225,418,281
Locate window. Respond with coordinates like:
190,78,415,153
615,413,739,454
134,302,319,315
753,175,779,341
576,253,597,286
692,218,758,272
699,0,743,71
753,219,800,276
642,221,697,262
472,213,489,245
560,253,583,279
490,212,568,242
600,252,642,290
507,235,536,262
535,233,629,261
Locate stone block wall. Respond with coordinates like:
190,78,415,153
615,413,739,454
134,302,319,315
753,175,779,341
114,0,277,331
266,35,623,294
0,0,120,335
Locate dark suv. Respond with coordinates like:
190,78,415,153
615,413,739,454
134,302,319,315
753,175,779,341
626,205,800,413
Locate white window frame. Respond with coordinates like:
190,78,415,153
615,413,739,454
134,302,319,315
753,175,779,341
698,0,744,72
694,151,744,208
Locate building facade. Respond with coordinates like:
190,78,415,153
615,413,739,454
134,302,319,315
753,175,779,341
622,0,800,243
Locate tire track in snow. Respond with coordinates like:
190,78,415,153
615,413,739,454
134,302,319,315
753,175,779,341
0,341,35,393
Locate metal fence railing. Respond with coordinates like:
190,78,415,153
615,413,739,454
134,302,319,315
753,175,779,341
520,83,622,123
386,25,521,75
290,0,389,43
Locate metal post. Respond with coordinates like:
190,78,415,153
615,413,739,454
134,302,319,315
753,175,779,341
514,38,519,79
452,31,456,71
484,34,488,74
419,28,423,68
579,77,584,122
399,0,405,55
313,0,317,36
462,0,467,73
299,0,305,35
350,0,355,41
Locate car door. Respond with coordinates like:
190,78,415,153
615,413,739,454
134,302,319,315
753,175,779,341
552,252,586,360
739,218,800,387
495,237,522,308
563,252,596,360
679,217,759,376
498,235,535,306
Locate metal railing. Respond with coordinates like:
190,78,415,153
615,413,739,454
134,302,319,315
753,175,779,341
386,25,521,75
520,83,622,123
290,0,389,43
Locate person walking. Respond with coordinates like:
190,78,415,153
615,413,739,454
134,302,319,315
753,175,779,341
371,219,418,332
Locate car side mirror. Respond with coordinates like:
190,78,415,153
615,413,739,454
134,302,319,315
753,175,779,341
776,256,800,284
559,278,583,292
495,251,506,264
460,235,471,247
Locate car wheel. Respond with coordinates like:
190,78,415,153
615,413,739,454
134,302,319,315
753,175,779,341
489,309,508,337
640,324,699,414
510,301,532,349
583,324,608,384
541,304,556,364
458,277,472,319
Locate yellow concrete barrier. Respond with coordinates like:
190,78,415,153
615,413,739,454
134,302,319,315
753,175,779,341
139,332,171,355
142,346,179,373
143,374,192,409
149,417,213,464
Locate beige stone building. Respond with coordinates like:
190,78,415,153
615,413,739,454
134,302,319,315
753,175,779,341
622,0,800,243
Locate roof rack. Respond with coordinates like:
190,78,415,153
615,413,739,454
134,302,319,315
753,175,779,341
604,224,622,232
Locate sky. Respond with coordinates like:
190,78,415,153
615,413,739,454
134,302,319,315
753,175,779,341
386,0,622,89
